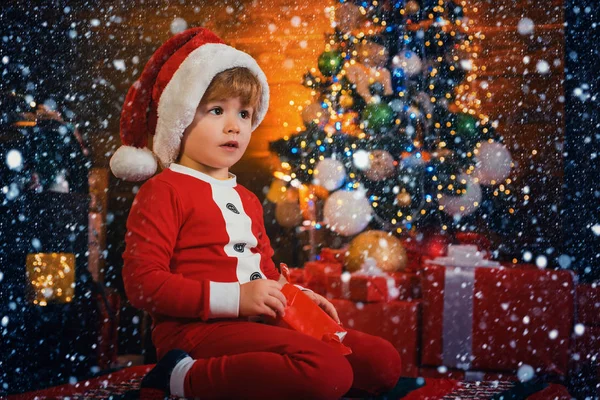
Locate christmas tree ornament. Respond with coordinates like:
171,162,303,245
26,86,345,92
392,50,422,77
419,231,452,258
318,51,344,77
400,151,431,168
302,102,330,126
364,150,396,181
336,2,367,34
407,105,422,120
310,184,330,200
298,184,330,220
324,189,373,236
285,186,300,203
346,40,393,103
339,93,354,108
361,103,395,132
415,91,434,116
389,99,405,113
455,113,479,138
405,0,421,15
474,141,512,185
275,199,303,228
396,191,412,207
439,173,482,217
345,230,407,273
298,184,313,221
313,158,347,191
266,179,289,203
352,149,372,170
335,111,360,135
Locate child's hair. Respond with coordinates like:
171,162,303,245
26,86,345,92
200,67,263,125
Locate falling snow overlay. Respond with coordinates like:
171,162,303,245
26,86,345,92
0,0,599,398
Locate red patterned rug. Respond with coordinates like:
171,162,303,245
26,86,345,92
8,365,571,399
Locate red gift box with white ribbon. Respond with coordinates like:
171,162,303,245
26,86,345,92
421,245,575,375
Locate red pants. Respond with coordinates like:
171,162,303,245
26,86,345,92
156,320,402,399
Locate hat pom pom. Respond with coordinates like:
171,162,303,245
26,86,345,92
110,146,158,181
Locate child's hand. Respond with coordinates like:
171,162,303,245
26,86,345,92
303,291,341,324
239,280,287,318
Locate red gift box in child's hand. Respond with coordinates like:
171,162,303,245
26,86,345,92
267,283,352,356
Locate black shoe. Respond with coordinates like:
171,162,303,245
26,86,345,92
140,349,190,398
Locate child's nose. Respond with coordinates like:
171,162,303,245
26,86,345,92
224,119,240,134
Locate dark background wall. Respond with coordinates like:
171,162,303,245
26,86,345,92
563,0,600,281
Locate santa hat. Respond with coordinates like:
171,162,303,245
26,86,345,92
110,28,270,181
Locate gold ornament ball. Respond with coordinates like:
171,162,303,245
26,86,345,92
405,0,420,15
275,200,303,228
345,230,407,273
396,191,412,207
339,94,354,108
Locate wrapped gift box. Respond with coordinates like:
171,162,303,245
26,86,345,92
324,273,344,299
394,271,421,301
454,232,491,253
401,233,452,272
349,272,421,302
402,242,425,272
268,284,351,356
576,283,600,326
571,325,600,367
349,274,391,302
332,299,421,377
285,267,306,286
421,245,575,374
324,271,420,302
303,261,343,295
568,324,600,396
320,247,347,264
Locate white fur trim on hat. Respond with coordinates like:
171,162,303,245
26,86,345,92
109,145,158,181
153,43,270,168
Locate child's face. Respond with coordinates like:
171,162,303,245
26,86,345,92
178,96,254,178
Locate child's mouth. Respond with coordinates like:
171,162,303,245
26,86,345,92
220,141,239,151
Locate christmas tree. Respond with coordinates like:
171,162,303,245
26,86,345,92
268,0,517,261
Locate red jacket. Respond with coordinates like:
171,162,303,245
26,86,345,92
122,164,280,330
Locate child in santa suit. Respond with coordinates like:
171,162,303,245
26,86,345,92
111,27,401,399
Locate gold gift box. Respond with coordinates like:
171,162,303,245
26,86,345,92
26,253,75,306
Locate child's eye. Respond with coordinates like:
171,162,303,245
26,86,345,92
209,107,223,115
240,110,251,119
